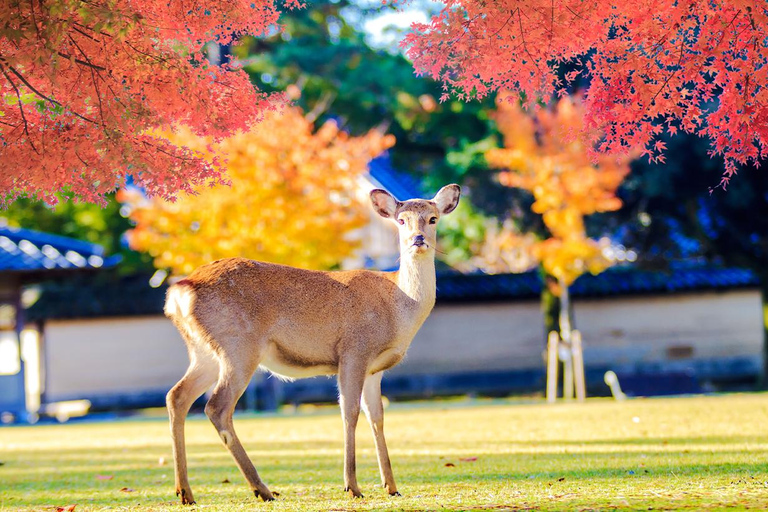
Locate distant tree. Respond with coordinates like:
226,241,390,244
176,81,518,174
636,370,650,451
120,104,394,275
404,1,768,184
1,0,288,206
487,93,631,287
486,93,633,335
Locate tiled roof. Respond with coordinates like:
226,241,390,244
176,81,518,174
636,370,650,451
0,224,121,274
436,264,761,302
26,274,165,321
25,264,760,321
367,155,426,200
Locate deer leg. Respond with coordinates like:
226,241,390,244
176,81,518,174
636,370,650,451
167,352,218,505
338,360,366,498
362,371,399,496
205,354,274,502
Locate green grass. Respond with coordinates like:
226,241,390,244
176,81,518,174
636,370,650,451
2,394,768,511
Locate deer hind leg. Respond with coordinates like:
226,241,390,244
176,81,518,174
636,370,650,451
362,371,399,496
167,348,218,505
205,348,274,502
338,359,367,498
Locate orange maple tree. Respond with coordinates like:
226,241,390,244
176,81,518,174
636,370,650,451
1,0,295,206
119,105,394,275
486,93,632,288
404,1,768,184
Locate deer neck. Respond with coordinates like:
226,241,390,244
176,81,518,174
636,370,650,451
396,252,436,310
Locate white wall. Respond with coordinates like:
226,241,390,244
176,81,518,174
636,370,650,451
392,290,763,377
44,316,188,402
392,301,545,375
573,290,763,367
40,289,763,402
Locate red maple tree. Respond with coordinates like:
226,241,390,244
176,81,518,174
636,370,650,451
1,0,296,205
403,0,768,184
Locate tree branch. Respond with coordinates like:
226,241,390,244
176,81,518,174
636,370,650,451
517,7,541,73
0,63,38,154
68,34,108,127
1,60,99,126
56,51,107,71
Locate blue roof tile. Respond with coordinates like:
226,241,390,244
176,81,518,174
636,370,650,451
367,155,425,200
436,264,760,302
0,225,120,274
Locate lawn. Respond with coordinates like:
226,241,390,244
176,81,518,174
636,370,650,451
2,393,767,511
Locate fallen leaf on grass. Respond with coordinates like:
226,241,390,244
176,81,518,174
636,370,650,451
444,463,455,467
55,506,76,512
459,457,478,462
558,477,565,482
119,487,135,493
95,475,113,480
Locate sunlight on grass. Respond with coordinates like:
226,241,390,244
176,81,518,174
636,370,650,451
2,394,768,511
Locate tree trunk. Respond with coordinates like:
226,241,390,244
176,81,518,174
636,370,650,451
541,270,561,344
539,269,575,344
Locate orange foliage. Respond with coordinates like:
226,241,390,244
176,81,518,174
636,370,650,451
120,106,394,275
487,93,632,288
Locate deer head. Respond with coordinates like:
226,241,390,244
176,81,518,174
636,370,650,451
370,184,461,257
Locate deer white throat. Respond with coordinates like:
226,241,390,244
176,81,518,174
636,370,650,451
397,252,437,308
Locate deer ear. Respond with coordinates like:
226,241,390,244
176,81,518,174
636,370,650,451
433,184,461,215
370,189,399,219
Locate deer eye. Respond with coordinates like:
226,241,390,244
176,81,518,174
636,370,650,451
397,218,405,225
429,217,437,224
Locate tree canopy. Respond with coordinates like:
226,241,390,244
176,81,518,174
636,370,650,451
486,93,632,287
0,0,289,206
403,0,768,184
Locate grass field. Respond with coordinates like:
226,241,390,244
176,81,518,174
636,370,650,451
2,393,768,511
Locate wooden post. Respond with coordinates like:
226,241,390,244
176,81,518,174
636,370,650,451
558,278,574,401
572,330,586,402
546,331,559,403
561,346,574,401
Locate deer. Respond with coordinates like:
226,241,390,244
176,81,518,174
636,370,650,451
163,184,461,504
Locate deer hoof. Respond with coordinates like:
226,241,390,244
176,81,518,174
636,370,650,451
254,489,276,502
344,486,364,498
389,491,402,497
176,488,196,505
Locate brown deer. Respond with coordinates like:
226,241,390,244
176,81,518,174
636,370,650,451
164,184,461,504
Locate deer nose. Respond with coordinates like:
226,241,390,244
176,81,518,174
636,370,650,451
412,235,426,246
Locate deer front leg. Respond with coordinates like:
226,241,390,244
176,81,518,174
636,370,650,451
338,359,366,498
362,371,400,496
